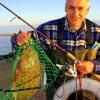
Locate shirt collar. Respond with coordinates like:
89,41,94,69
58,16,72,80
64,17,87,32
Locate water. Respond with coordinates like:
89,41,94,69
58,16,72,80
0,24,39,55
0,36,12,55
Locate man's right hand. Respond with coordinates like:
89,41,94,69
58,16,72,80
17,30,31,46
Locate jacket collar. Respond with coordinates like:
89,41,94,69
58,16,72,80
64,16,87,32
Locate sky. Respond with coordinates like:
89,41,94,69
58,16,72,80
0,0,100,33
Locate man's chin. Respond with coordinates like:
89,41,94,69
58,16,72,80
72,22,82,27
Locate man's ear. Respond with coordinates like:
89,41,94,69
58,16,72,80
65,4,67,13
86,6,90,15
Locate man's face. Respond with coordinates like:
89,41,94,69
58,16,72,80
65,0,89,30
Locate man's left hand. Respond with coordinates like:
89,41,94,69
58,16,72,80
76,61,95,75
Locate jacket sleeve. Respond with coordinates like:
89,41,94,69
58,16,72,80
93,51,100,74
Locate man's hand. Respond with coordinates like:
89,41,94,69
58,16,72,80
76,61,95,75
17,30,31,45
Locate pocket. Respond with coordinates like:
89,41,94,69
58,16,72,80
67,50,88,64
67,49,98,64
86,49,98,60
74,49,88,61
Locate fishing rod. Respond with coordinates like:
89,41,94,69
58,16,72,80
0,2,77,62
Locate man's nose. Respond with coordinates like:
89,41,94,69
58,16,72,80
74,9,79,16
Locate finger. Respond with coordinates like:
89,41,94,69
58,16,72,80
17,34,26,45
77,67,87,75
20,29,28,37
20,30,31,40
26,32,31,39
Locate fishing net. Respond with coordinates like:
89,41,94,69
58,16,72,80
0,38,59,100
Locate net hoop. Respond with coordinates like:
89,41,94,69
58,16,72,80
53,78,100,100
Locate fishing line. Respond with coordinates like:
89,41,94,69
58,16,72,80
10,17,16,22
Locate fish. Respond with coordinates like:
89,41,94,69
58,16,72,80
11,41,41,100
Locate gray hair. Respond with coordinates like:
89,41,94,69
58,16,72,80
65,0,90,8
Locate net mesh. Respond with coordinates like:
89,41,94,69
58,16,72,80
0,38,59,100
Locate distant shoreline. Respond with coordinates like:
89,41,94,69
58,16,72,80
0,24,38,33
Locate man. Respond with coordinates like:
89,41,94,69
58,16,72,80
16,0,100,75
12,0,100,99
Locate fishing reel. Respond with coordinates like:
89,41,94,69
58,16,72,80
56,62,77,78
